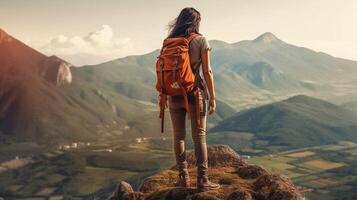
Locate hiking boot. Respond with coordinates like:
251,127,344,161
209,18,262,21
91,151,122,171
197,177,220,192
175,174,190,188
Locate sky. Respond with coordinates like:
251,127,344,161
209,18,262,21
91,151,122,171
1,0,357,65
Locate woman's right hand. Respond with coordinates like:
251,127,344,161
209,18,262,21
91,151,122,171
208,99,216,115
201,50,216,115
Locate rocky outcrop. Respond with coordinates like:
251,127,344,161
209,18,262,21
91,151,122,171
39,55,72,86
109,181,145,200
109,145,303,200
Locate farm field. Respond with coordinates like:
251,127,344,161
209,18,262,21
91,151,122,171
249,141,357,200
0,136,174,199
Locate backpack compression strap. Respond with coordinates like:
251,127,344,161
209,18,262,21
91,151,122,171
159,57,167,133
187,33,199,44
159,93,167,133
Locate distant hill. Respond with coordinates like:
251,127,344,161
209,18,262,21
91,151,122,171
342,100,357,115
210,95,357,149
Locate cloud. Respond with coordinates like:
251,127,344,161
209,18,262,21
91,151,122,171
41,25,134,65
84,24,113,47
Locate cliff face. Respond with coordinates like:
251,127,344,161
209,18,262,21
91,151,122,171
0,28,72,86
38,55,72,86
109,145,303,200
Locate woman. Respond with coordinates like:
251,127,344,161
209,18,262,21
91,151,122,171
166,7,220,192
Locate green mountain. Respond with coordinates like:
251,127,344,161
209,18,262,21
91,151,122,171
210,95,357,149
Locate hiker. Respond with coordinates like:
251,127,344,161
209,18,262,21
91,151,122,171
155,7,220,192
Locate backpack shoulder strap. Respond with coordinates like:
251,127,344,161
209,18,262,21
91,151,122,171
187,33,199,43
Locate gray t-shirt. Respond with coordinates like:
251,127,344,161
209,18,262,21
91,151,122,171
189,35,211,73
189,35,211,95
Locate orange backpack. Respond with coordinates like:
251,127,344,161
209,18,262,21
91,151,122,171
155,33,201,133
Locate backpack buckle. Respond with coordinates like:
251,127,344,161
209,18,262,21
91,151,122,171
173,59,178,67
159,59,164,68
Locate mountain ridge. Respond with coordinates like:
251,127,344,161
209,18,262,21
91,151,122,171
2,27,357,143
210,95,357,149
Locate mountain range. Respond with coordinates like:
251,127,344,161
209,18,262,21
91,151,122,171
209,32,357,108
1,28,357,145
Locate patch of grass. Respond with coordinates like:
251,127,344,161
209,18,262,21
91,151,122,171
86,151,170,172
345,148,357,156
35,187,57,196
303,159,345,170
319,144,350,151
293,174,320,183
249,156,296,172
46,174,66,185
286,151,315,158
207,132,261,154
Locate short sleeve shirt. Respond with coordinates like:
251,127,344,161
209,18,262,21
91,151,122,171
189,35,211,72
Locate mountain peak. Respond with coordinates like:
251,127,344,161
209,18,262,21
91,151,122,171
284,95,339,109
253,32,280,43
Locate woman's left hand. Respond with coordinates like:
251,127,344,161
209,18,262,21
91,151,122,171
208,99,216,115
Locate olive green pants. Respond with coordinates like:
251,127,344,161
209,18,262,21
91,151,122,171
168,89,208,178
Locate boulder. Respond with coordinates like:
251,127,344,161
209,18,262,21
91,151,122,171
226,189,253,200
109,181,144,200
236,164,267,179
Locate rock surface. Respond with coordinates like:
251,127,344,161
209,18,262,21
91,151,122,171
39,55,72,85
109,145,303,200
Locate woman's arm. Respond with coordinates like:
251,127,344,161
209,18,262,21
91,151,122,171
201,50,216,114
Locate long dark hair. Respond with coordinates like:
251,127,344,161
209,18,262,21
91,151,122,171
168,7,201,38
